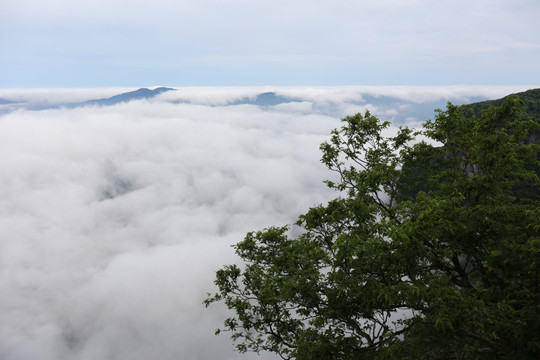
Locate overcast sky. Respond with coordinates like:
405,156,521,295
2,0,539,86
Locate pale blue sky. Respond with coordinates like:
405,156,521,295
2,0,539,87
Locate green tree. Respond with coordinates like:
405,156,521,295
205,96,540,359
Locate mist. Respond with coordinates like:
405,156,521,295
0,86,534,359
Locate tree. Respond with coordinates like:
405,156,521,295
205,96,540,359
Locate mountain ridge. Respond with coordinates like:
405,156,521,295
75,87,176,107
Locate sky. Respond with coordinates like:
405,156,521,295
1,0,540,87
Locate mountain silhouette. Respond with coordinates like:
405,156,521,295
231,92,302,106
79,87,176,107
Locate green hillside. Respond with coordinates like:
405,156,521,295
469,88,539,200
464,88,540,146
464,88,540,126
399,89,540,201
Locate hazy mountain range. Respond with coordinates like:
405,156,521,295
0,86,508,124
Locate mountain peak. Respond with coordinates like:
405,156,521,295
82,87,176,106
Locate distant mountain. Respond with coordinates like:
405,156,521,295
4,87,178,112
0,98,16,105
75,87,176,107
231,92,303,106
0,98,21,115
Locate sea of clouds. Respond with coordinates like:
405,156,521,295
0,85,535,360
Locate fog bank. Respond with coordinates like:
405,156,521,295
0,86,534,359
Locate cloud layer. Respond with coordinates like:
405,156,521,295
0,93,339,360
0,86,535,359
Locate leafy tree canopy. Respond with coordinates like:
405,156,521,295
205,95,540,360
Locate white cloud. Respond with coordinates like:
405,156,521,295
0,86,536,359
0,93,340,360
157,85,537,106
0,88,133,106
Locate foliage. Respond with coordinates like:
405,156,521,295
464,88,540,127
205,96,540,359
464,88,540,201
